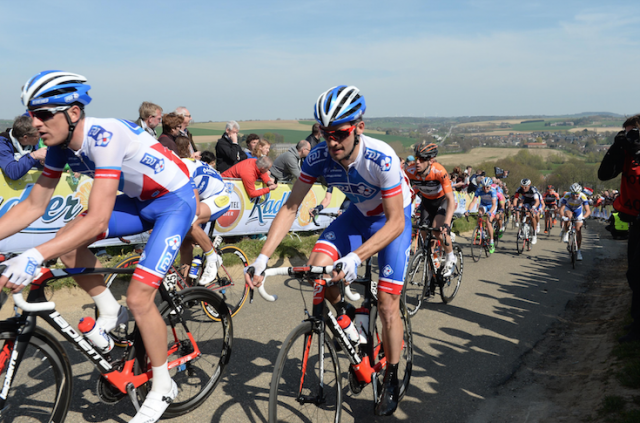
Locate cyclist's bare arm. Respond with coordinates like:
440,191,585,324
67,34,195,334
489,198,497,215
36,177,119,261
582,204,591,219
0,173,58,240
246,179,313,287
443,190,456,226
332,192,405,283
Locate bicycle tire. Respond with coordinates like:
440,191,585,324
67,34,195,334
201,245,250,320
516,227,525,255
492,220,500,248
104,253,141,288
0,324,73,423
369,299,413,403
440,244,463,304
403,251,428,317
470,227,482,262
135,287,232,417
269,321,341,423
569,232,577,269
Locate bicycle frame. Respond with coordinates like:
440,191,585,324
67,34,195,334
0,266,201,410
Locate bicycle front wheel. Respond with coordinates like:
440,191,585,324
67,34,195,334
0,324,73,423
269,321,341,423
104,253,141,288
470,227,482,262
369,299,413,403
440,244,463,304
569,233,577,269
147,288,233,417
201,245,250,320
403,251,428,317
516,228,525,255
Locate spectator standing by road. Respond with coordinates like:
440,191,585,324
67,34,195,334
450,166,465,191
599,114,640,343
157,113,184,154
135,101,162,139
270,140,311,183
305,123,322,149
0,115,47,180
243,134,260,159
175,106,199,159
221,156,277,199
215,121,246,173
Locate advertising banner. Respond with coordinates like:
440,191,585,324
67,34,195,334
0,171,344,253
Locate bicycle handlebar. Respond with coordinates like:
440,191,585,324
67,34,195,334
252,265,361,303
312,211,340,227
12,292,55,312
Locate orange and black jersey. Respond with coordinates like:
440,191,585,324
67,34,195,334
405,162,452,201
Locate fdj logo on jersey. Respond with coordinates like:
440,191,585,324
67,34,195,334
140,153,165,174
364,148,392,172
156,235,181,274
88,126,113,147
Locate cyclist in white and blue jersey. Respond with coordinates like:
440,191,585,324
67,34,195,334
245,85,412,416
175,137,230,285
467,177,498,253
0,71,196,423
559,183,591,260
514,178,541,245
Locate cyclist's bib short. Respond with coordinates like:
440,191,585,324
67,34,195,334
201,193,231,222
313,204,412,296
418,196,448,227
103,184,197,288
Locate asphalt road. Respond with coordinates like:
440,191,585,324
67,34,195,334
5,220,620,423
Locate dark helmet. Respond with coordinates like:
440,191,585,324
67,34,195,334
414,141,438,159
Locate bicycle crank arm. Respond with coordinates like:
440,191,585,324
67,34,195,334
126,383,141,412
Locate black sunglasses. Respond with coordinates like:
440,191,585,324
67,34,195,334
29,106,71,122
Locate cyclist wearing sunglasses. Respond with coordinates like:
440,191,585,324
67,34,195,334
514,178,541,245
0,70,197,423
405,141,457,274
246,85,412,416
559,183,591,259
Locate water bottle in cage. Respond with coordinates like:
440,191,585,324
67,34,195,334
78,317,114,354
189,256,202,280
354,308,369,344
337,315,360,345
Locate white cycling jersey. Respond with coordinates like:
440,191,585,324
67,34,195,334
181,158,225,199
299,135,411,216
43,118,190,200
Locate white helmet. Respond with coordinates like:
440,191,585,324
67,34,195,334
570,183,582,193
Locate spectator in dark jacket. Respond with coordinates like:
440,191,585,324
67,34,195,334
157,113,184,154
0,116,47,180
216,121,247,173
270,140,311,183
305,123,322,149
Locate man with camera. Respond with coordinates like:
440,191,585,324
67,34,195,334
599,114,640,342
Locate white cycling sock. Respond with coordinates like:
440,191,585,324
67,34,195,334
447,252,455,262
151,361,173,394
204,248,214,257
93,290,121,331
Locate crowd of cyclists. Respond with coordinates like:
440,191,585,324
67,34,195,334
0,70,615,421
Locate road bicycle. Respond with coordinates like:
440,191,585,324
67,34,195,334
403,224,464,317
516,207,534,255
104,228,250,320
565,217,579,269
254,261,413,422
0,265,232,422
544,205,557,236
469,210,494,261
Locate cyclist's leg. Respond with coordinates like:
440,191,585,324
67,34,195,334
575,214,584,249
486,212,494,241
128,185,197,420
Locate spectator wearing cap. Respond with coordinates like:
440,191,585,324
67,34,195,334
157,113,184,154
135,101,162,139
405,155,415,171
0,115,47,180
221,156,277,198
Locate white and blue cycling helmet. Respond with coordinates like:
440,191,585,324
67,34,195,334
314,85,366,127
21,70,91,109
570,183,582,194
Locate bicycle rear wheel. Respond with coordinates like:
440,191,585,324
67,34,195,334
369,299,413,403
403,251,428,317
569,232,577,269
201,245,250,320
269,321,341,423
0,324,72,423
492,220,500,248
470,227,482,262
440,244,463,304
137,288,233,417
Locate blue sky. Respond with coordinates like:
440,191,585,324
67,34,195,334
1,1,639,121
